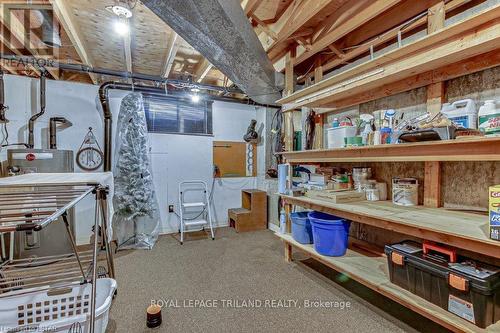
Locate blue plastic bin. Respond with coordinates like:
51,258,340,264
290,212,313,244
308,211,350,256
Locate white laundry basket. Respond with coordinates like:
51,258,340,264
0,278,117,333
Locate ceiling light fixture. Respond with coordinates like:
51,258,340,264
106,4,133,36
114,18,129,36
191,88,201,103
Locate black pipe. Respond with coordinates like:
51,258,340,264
98,81,279,171
0,53,245,94
28,71,47,148
49,117,71,149
0,70,7,122
98,82,114,172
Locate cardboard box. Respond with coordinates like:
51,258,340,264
490,185,500,241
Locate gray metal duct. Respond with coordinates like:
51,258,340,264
39,10,61,48
141,0,283,105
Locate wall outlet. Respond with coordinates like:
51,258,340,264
168,205,174,213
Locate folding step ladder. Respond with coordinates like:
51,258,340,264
178,181,215,245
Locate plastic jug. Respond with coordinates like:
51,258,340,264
441,99,477,129
478,100,500,136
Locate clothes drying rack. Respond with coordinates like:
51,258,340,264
0,182,115,333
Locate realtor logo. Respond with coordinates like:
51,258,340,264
0,1,61,75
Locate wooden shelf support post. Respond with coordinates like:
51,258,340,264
284,47,296,152
426,1,446,117
284,198,293,262
424,161,442,208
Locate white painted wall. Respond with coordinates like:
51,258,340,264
0,74,262,242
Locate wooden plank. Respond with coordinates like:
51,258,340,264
278,5,500,108
301,0,470,79
284,48,295,97
50,0,97,83
244,0,263,16
329,49,500,110
293,0,402,67
162,32,179,78
427,81,445,116
278,137,500,162
123,22,132,75
280,195,499,259
277,233,500,333
284,242,293,262
194,58,213,83
428,1,446,33
266,0,337,55
424,161,441,208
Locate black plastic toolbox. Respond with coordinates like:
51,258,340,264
385,241,500,328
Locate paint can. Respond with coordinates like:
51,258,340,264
392,178,418,206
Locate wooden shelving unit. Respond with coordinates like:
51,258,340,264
276,137,500,331
277,233,500,333
278,137,500,163
277,4,500,111
280,194,497,259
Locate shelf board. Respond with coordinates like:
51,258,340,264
280,195,499,259
277,138,500,163
277,232,500,333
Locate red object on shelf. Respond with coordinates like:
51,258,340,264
423,241,457,263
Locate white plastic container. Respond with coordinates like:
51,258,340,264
0,278,117,333
441,99,477,129
327,126,357,148
478,100,500,136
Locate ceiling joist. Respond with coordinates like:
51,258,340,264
49,0,98,83
161,32,179,78
194,58,213,83
293,0,402,67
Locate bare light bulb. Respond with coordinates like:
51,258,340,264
191,94,200,103
114,19,129,36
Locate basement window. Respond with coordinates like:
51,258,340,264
143,94,213,135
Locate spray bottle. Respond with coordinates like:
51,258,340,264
360,114,374,145
279,208,287,234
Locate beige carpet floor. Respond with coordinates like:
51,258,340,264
105,228,448,333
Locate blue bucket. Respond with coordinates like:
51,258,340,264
308,211,350,256
290,212,313,244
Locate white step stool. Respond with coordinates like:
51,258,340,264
178,181,215,244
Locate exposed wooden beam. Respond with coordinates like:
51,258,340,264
194,58,213,83
284,47,296,152
327,49,500,111
314,57,323,83
312,0,369,43
251,15,277,40
327,44,345,58
267,0,338,55
123,24,132,75
162,32,179,78
426,1,446,117
424,161,441,208
284,48,295,97
293,0,402,67
427,82,445,116
303,0,471,80
50,0,97,83
278,6,500,110
244,0,263,16
428,1,445,33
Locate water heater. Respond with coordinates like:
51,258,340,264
5,149,76,258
